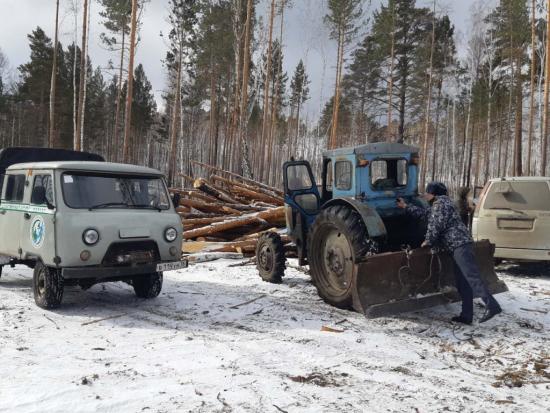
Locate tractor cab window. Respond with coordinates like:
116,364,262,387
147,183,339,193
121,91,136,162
287,164,313,191
335,161,352,190
371,159,407,190
325,160,333,191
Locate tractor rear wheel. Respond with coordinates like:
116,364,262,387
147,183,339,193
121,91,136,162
255,232,286,283
308,205,379,309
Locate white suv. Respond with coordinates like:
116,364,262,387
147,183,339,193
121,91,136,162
472,177,550,262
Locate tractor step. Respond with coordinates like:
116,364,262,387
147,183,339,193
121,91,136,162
351,240,508,318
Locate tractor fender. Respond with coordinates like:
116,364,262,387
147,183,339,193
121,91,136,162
322,197,387,239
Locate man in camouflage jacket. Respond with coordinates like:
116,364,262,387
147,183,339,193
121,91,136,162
397,182,502,324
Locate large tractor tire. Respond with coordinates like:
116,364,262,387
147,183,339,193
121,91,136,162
255,232,286,283
308,205,379,309
33,262,64,309
133,272,163,298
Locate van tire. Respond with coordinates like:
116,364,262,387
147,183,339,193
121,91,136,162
133,272,163,298
33,262,64,309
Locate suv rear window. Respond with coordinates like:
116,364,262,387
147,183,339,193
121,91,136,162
484,181,550,211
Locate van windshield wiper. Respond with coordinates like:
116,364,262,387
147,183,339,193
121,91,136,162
488,207,525,215
132,203,164,211
89,202,129,210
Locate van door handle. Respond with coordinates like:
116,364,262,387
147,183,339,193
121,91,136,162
24,213,31,220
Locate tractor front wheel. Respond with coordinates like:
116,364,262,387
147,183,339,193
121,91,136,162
255,232,286,283
308,205,379,309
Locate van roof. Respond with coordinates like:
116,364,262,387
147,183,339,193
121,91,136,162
6,161,164,176
488,176,550,182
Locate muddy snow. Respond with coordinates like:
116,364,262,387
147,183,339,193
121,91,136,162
0,260,549,412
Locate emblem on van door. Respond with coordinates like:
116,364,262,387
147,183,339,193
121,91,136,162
30,216,45,248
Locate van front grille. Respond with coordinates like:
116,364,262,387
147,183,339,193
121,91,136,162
102,241,160,267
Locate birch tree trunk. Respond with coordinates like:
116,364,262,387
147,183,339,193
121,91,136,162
238,0,254,178
542,0,550,175
420,0,436,189
387,0,395,143
260,0,276,179
74,0,88,151
80,0,91,152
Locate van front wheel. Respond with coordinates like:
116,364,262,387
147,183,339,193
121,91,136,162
133,272,163,298
33,262,64,309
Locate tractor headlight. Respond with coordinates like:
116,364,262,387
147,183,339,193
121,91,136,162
164,227,177,242
83,229,99,245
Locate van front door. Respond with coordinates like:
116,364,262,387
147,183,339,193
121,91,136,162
0,172,27,258
19,172,56,263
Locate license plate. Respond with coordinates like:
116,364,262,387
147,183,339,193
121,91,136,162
156,260,188,272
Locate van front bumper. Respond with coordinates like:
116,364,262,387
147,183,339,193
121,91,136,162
494,247,550,262
61,259,188,279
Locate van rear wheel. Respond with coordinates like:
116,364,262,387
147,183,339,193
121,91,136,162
33,262,64,309
133,272,163,298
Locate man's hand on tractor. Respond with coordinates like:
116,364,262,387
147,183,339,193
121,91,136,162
421,240,430,248
396,197,407,209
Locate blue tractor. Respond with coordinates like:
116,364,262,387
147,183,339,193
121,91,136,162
255,143,507,317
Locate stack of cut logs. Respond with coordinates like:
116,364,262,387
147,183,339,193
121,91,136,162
170,160,292,257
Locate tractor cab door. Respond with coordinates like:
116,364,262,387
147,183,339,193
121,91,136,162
283,161,320,222
283,161,320,264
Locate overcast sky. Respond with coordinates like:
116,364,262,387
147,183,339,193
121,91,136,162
0,0,490,120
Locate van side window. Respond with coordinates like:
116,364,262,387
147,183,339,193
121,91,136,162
32,175,54,205
3,174,26,202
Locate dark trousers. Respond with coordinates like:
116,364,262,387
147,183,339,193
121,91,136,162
452,243,500,319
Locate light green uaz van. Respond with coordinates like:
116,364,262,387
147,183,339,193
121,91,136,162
0,160,186,308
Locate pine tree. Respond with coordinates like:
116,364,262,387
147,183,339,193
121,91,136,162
166,0,198,184
289,59,310,156
325,0,362,149
487,0,529,176
99,0,132,161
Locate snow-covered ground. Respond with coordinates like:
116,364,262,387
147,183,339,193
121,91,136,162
0,260,549,413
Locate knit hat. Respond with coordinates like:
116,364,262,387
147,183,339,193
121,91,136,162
426,181,448,196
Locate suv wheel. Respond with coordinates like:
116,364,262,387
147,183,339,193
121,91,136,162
133,272,163,298
33,262,64,309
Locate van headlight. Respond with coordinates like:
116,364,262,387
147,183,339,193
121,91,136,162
83,229,99,245
164,227,177,242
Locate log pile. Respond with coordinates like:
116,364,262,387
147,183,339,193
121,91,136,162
170,161,292,257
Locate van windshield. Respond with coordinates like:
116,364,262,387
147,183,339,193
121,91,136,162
484,181,550,211
62,172,170,210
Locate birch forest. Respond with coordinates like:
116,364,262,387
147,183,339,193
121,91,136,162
0,0,549,191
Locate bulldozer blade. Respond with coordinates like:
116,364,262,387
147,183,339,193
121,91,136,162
351,240,508,318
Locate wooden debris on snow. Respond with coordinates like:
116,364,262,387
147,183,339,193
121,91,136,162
170,161,292,258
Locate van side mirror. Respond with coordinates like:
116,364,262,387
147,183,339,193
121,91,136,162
171,192,181,209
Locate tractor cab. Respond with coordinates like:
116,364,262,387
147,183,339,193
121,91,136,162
283,143,426,259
